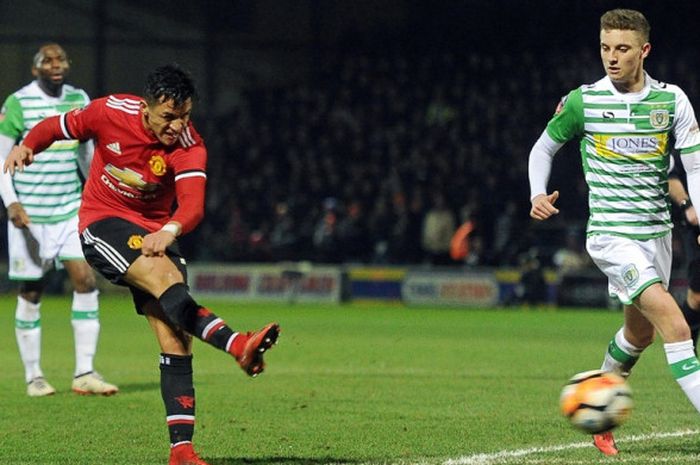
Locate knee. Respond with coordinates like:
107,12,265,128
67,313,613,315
19,291,41,304
73,274,97,293
69,263,97,293
133,260,184,297
149,275,184,298
158,283,196,329
18,282,42,304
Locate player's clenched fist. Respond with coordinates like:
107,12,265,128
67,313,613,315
141,230,177,257
530,190,560,220
3,145,35,175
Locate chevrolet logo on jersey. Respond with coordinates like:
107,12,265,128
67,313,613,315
105,164,158,192
594,134,667,159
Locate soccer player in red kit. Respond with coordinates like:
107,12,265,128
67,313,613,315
4,64,280,465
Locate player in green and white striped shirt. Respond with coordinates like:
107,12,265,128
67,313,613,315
528,9,700,455
0,43,117,397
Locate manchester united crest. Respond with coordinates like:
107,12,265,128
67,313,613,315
149,155,167,176
127,235,144,250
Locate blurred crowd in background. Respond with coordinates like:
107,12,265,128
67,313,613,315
183,45,700,270
2,36,699,271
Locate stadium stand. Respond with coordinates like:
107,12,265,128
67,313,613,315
194,46,700,267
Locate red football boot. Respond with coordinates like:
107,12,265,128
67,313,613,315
169,443,209,465
593,431,619,456
234,322,280,377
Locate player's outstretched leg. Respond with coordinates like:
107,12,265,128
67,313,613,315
158,283,280,376
593,431,619,456
233,322,280,377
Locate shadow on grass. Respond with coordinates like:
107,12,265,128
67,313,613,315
632,441,700,455
117,381,161,393
208,457,361,465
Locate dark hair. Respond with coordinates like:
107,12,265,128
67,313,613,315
143,64,197,107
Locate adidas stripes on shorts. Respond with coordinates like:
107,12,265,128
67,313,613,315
80,217,188,314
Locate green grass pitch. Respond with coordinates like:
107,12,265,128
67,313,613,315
1,294,700,464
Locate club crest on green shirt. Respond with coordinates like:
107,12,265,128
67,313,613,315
650,109,670,129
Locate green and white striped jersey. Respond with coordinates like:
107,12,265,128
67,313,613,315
546,73,700,239
0,81,89,223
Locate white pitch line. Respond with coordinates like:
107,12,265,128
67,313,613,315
518,455,700,464
442,429,700,465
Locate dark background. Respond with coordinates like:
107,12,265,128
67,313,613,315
1,0,699,267
3,1,699,99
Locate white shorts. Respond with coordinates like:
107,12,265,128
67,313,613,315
586,233,671,305
7,215,85,280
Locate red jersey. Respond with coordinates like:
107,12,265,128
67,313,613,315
24,94,207,234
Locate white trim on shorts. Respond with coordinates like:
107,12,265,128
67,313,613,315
7,215,85,280
81,227,130,273
586,233,671,305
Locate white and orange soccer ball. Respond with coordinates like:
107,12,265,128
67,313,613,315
560,370,633,434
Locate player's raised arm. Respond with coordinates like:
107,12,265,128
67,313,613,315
3,114,69,175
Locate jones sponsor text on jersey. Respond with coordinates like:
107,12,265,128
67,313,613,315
594,134,667,159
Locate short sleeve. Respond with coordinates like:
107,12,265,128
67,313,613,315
673,89,700,156
545,88,584,144
0,95,25,140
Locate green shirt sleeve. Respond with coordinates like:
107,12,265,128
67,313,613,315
0,95,25,141
545,88,584,143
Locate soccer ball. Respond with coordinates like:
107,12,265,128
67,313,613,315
560,369,633,434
